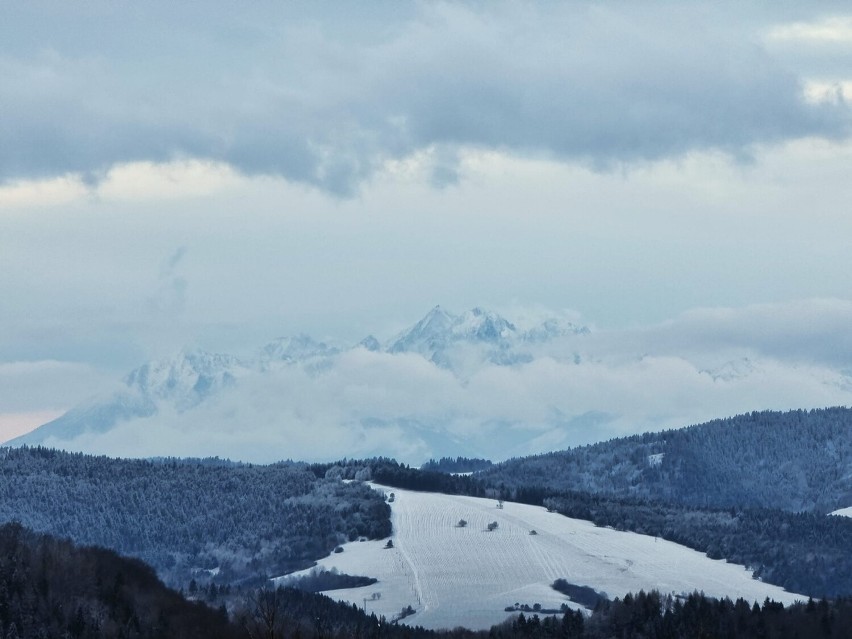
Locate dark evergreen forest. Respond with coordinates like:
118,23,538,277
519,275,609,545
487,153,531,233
0,447,390,586
420,457,493,473
4,521,852,638
479,408,852,513
0,522,240,638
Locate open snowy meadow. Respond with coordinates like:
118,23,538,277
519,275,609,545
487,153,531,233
277,485,804,630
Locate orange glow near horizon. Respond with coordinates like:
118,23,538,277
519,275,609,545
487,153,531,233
0,410,64,443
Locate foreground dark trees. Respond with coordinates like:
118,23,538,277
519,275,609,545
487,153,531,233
3,521,852,638
489,591,852,639
0,522,239,638
237,585,852,639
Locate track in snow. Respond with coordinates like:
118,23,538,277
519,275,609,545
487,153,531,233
277,485,804,630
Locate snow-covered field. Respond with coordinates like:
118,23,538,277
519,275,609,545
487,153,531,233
277,485,804,630
831,506,852,518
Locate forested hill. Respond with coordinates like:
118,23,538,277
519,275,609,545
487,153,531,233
481,408,852,513
0,447,391,587
0,522,239,638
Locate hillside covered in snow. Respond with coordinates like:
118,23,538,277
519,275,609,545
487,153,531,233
280,485,803,631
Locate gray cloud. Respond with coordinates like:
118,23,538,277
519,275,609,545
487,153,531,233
1,3,848,194
611,299,852,368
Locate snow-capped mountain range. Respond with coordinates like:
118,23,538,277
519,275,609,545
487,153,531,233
8,304,852,464
8,306,588,455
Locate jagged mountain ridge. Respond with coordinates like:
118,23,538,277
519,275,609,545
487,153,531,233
124,350,249,407
11,305,848,464
8,306,589,452
386,305,587,365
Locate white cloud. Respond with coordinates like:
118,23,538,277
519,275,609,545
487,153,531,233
803,80,852,104
96,160,243,202
23,299,852,464
0,159,243,209
0,175,87,209
767,16,852,44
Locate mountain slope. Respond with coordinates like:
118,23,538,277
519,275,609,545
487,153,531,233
10,349,252,448
480,407,852,514
282,485,803,631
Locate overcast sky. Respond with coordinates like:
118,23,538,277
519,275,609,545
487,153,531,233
2,2,852,446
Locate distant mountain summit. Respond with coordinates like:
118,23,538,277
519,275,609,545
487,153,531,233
7,305,592,458
261,334,338,364
387,305,586,366
387,306,519,364
124,350,247,408
12,349,251,447
388,305,457,355
522,316,590,342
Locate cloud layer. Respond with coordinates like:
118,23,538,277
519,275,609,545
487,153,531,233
2,3,849,194
23,299,852,464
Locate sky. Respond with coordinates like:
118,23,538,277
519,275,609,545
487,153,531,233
2,2,852,452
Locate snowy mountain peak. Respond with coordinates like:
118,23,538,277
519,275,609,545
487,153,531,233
124,350,244,403
262,333,337,362
701,357,757,382
414,305,455,334
522,317,589,342
10,305,594,454
358,335,382,352
387,305,457,354
453,307,517,342
387,305,587,361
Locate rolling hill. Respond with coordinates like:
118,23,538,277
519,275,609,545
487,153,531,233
480,408,852,514
281,485,803,631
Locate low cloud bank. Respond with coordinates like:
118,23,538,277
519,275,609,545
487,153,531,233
27,299,852,464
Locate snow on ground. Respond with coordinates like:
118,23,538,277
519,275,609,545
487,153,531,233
830,506,852,518
647,453,665,467
276,485,804,631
